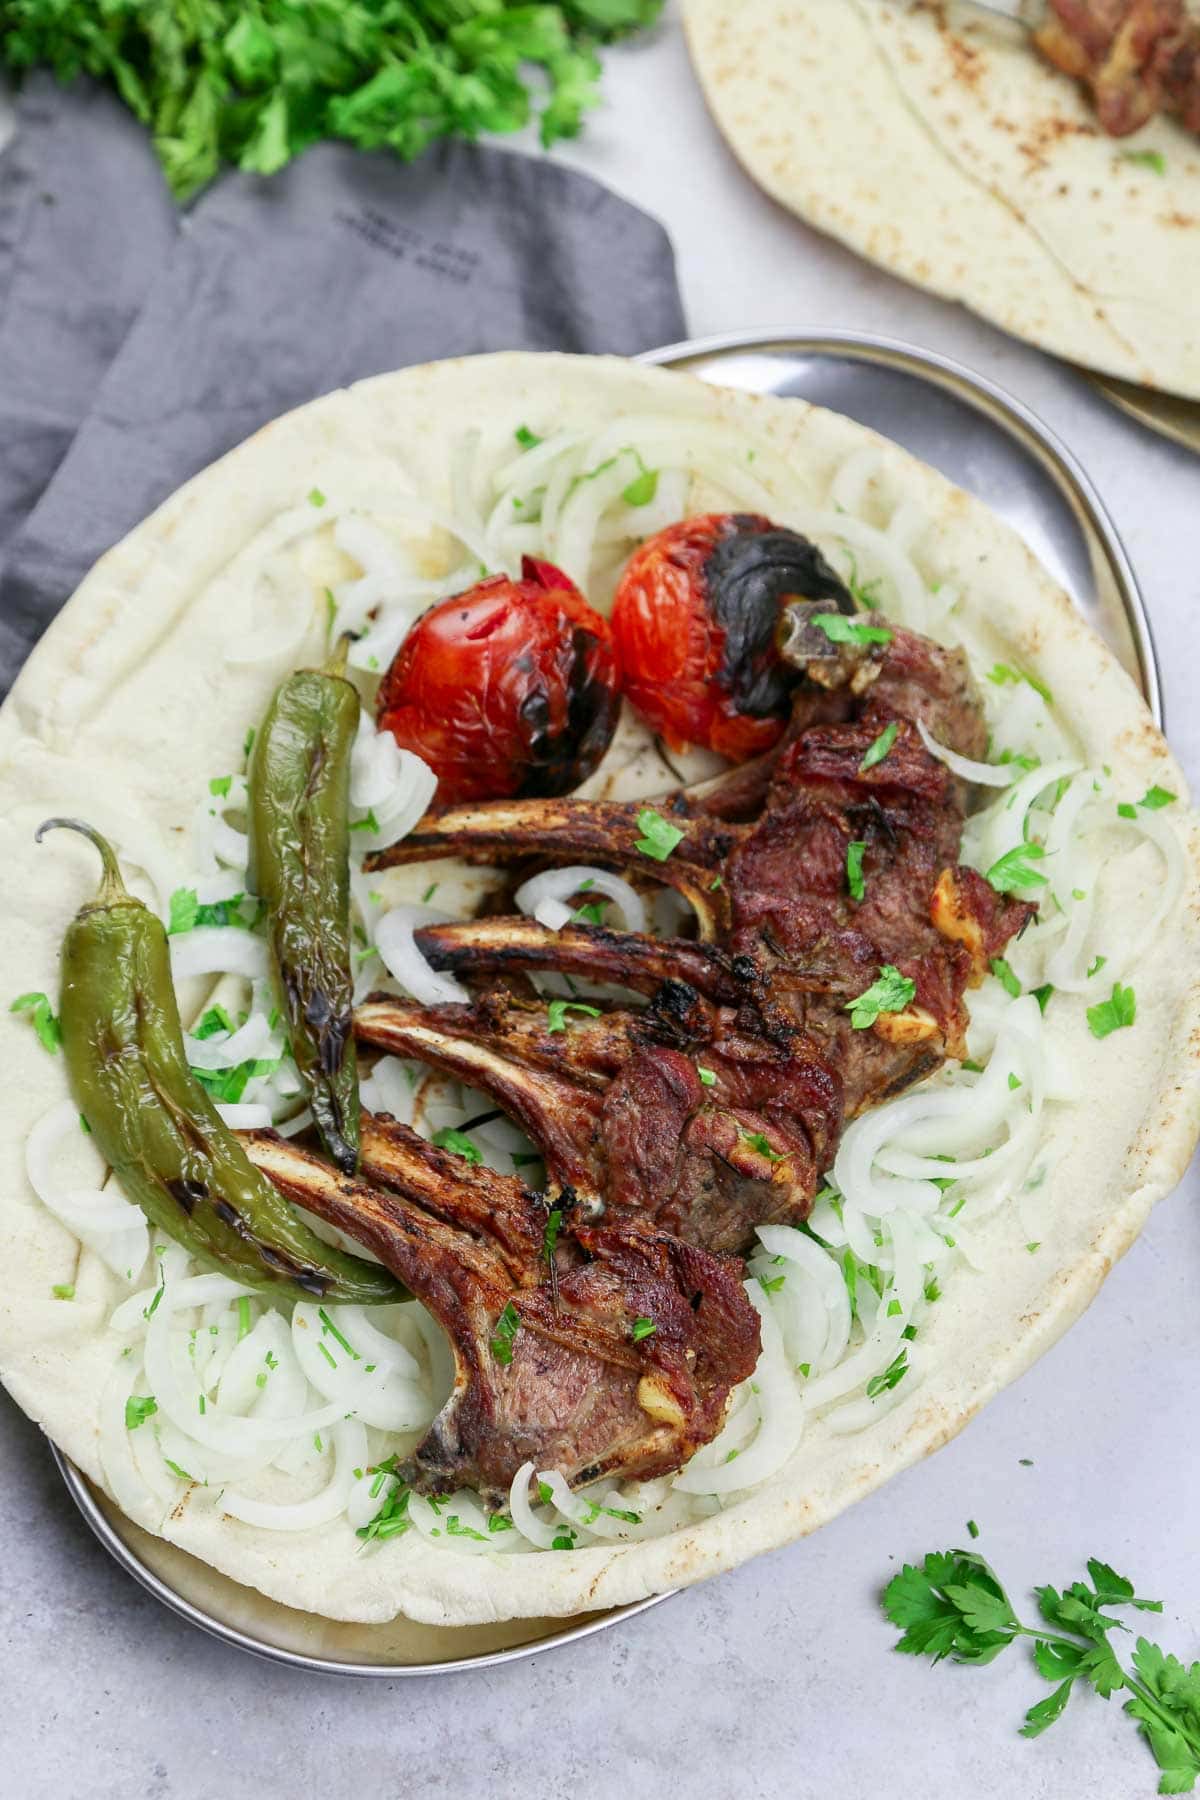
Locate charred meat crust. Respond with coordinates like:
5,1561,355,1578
242,1123,761,1503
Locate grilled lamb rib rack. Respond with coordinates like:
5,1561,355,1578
356,609,1032,1253
244,1118,761,1503
244,601,1031,1504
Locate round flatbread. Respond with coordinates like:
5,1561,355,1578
683,0,1200,400
1,352,1197,1626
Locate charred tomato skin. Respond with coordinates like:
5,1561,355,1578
611,514,854,760
377,556,621,804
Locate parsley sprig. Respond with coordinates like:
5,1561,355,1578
884,1550,1199,1793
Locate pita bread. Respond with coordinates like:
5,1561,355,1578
1,352,1197,1626
684,0,1200,400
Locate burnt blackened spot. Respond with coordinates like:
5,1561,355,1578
213,1199,242,1229
731,954,759,983
258,1242,329,1295
690,1291,703,1311
517,627,619,799
704,522,854,718
165,1176,208,1215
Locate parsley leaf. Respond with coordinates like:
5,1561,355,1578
860,721,899,772
696,1065,716,1087
546,999,601,1033
810,613,893,647
986,843,1049,895
621,466,659,507
846,965,916,1030
990,957,1021,998
10,991,62,1054
1119,148,1167,175
634,807,684,861
987,662,1053,706
1086,982,1136,1040
124,1394,159,1430
489,1300,521,1366
846,840,867,902
631,1316,656,1342
1139,785,1176,811
740,1130,784,1161
542,1207,562,1264
2,6,665,203
433,1127,482,1165
514,425,543,450
884,1550,1197,1789
865,1348,908,1398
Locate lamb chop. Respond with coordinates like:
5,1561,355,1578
357,608,1032,1252
243,1116,761,1502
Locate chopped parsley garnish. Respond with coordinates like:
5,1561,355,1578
1118,802,1137,820
1139,785,1176,810
1086,982,1136,1040
124,1395,158,1430
1026,1241,1041,1253
307,486,326,507
631,1316,656,1342
552,1530,577,1551
1008,1072,1022,1091
488,1512,514,1533
1087,954,1107,979
446,1516,488,1542
865,1348,908,1398
697,1065,716,1087
191,1055,281,1106
542,1207,563,1264
433,1127,482,1165
1031,984,1054,1014
546,998,602,1034
514,425,542,450
810,613,893,647
990,957,1021,998
237,1295,252,1338
208,774,232,798
634,807,684,861
709,874,723,891
966,1519,980,1540
882,1550,1192,1790
421,881,439,904
1119,148,1167,174
846,840,867,902
986,662,1053,706
349,807,381,834
163,1459,196,1483
758,1273,786,1294
860,721,899,772
741,1130,783,1161
51,1283,75,1300
846,965,916,1030
243,727,256,762
570,900,607,926
356,1478,411,1544
168,887,261,933
10,991,61,1054
194,1004,236,1040
318,1307,360,1360
324,587,338,633
986,843,1048,895
537,1479,554,1506
622,466,659,507
490,1300,521,1365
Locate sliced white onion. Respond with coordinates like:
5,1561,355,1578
25,1101,149,1278
375,906,468,1006
170,928,269,983
674,1282,805,1495
917,720,1015,788
515,864,647,934
220,1419,366,1530
508,1460,559,1549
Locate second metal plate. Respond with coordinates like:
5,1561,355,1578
55,328,1162,1676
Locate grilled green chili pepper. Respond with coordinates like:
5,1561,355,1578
39,819,402,1304
247,642,361,1174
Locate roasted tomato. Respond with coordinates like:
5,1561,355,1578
377,556,620,804
611,514,853,760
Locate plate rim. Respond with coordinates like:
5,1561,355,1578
48,325,1163,1676
639,327,1163,728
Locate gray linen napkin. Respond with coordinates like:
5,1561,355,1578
0,78,686,694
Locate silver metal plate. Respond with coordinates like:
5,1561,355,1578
56,328,1163,1676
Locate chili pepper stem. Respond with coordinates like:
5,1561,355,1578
36,818,133,908
324,634,352,679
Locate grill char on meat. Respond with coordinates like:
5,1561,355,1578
252,596,1031,1505
359,609,1032,1252
243,1118,761,1504
1034,0,1200,136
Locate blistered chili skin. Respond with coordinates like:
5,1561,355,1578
377,558,620,804
43,822,404,1305
611,514,855,760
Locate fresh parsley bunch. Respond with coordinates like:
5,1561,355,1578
0,1,664,200
884,1549,1200,1793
